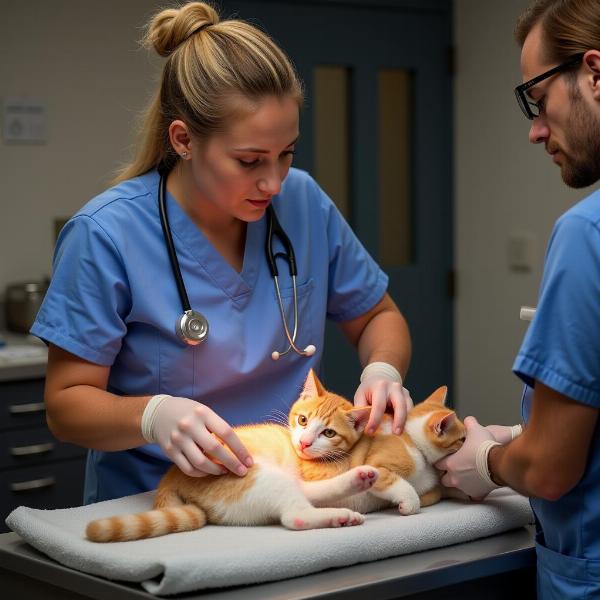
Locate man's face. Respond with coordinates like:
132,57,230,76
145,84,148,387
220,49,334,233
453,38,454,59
564,86,600,188
520,23,600,188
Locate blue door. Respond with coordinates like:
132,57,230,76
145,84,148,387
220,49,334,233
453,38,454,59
224,0,454,404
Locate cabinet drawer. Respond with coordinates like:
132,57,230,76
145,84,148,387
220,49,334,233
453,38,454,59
0,427,85,469
0,457,86,532
0,380,46,430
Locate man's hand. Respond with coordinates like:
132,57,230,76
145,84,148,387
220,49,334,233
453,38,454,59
435,416,501,500
486,424,523,445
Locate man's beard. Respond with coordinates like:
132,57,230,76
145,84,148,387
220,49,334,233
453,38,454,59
560,86,600,188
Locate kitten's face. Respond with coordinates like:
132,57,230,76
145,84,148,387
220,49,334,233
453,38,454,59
424,409,466,455
403,386,466,461
288,394,362,460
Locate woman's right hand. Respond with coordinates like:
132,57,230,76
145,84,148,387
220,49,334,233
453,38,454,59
143,395,253,477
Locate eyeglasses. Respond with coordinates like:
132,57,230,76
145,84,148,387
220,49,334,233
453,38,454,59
514,53,584,120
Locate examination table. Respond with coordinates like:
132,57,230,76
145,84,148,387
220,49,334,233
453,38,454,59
0,526,535,599
0,488,536,599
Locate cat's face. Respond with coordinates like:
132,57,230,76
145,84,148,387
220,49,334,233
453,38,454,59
423,409,466,454
407,386,466,460
288,390,364,460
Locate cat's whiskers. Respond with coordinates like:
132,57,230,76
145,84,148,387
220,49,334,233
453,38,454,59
269,409,289,421
313,448,349,464
265,409,291,429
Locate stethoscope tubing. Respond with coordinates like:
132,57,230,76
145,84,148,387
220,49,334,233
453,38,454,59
272,274,299,358
158,170,313,357
265,204,297,277
158,172,192,312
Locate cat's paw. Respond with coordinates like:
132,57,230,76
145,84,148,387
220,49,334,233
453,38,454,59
397,495,420,516
348,466,379,493
283,507,364,530
329,508,365,527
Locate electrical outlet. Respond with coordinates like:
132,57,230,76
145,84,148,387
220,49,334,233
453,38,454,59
507,232,537,271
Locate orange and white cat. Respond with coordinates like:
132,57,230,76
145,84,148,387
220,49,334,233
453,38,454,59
295,372,466,516
86,370,465,542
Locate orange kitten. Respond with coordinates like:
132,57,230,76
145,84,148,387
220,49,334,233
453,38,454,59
86,370,464,542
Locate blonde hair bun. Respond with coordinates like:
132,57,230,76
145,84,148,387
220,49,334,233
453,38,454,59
113,0,302,184
145,2,219,57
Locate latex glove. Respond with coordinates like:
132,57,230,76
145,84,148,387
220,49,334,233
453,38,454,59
354,362,414,435
435,416,501,500
486,424,523,445
141,395,253,477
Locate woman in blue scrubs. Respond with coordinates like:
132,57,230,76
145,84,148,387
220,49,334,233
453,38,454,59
32,1,412,503
436,1,600,597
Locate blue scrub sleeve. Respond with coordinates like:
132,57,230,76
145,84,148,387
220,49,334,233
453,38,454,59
31,215,130,365
513,214,600,407
320,193,388,322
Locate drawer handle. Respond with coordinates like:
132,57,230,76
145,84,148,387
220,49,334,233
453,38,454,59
8,402,46,414
10,442,55,457
10,476,56,492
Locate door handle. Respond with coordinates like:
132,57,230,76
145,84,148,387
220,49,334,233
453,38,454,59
10,476,56,492
8,402,45,414
10,442,55,457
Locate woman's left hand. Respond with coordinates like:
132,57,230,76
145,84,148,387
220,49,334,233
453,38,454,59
354,363,413,435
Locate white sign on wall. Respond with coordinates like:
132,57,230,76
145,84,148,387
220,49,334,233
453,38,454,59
2,97,47,143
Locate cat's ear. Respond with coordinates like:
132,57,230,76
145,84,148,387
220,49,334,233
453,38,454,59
346,406,371,433
427,386,448,406
432,411,456,436
302,369,326,397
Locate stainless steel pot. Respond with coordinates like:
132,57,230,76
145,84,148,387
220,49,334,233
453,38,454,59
5,281,49,333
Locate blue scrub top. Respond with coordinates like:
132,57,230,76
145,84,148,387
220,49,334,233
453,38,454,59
32,168,388,503
513,187,600,598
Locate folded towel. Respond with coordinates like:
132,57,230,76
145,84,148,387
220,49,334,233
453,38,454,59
6,488,533,596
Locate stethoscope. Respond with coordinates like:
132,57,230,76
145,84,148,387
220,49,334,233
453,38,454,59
158,172,316,360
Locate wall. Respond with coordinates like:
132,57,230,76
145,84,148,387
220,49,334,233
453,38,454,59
454,0,584,424
1,0,163,291
1,1,590,424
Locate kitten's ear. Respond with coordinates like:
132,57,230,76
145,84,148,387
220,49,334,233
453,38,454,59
427,386,448,406
432,411,456,436
302,369,326,397
346,406,371,433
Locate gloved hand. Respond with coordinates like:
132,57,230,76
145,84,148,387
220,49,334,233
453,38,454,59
486,424,523,445
354,362,413,435
141,395,253,477
435,416,501,500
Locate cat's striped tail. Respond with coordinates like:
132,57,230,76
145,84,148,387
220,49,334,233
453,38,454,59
85,505,207,542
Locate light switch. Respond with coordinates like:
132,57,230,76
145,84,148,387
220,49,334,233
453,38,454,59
3,97,47,143
507,232,537,271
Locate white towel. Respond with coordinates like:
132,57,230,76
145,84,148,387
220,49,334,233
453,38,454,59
6,488,533,596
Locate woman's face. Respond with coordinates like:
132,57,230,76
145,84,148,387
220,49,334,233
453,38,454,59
188,95,300,223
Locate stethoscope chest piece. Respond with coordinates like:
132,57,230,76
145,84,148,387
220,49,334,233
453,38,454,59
177,309,209,346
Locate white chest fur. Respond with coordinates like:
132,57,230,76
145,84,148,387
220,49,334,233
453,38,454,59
406,447,439,495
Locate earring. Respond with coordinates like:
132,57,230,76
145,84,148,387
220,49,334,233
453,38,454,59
181,151,189,159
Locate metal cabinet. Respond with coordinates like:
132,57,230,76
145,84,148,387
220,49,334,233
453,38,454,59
0,379,86,532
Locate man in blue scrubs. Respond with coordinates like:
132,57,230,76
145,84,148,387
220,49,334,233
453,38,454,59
436,1,600,597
